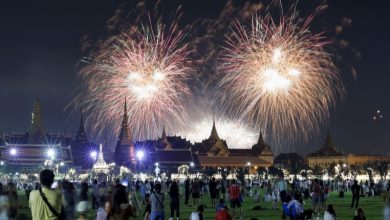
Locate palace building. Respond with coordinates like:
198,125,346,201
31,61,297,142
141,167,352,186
0,96,98,170
0,97,274,172
306,131,388,168
133,118,274,172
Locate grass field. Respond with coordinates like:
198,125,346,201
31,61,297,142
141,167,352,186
15,188,388,219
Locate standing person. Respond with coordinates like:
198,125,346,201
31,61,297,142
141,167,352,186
96,197,111,220
109,187,136,220
77,181,89,216
312,179,321,214
6,182,18,219
209,177,218,208
324,204,336,220
228,179,242,219
169,180,180,220
144,180,152,204
353,208,366,220
192,179,201,206
150,182,165,220
277,176,287,202
351,180,361,209
143,204,151,220
92,179,99,209
184,178,190,206
62,180,75,220
29,169,64,220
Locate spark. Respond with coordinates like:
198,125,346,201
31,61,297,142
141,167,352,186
218,12,344,143
78,19,191,140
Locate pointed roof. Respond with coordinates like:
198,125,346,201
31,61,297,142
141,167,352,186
161,125,172,150
324,130,334,149
208,118,220,141
251,131,273,156
75,108,88,143
29,95,46,143
308,130,343,157
118,99,132,144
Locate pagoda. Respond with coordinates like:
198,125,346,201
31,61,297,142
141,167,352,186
114,100,135,166
93,144,109,174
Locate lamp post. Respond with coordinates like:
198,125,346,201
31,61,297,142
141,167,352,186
136,150,145,174
246,162,251,180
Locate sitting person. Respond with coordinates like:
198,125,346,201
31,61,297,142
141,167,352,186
353,208,366,220
323,204,336,220
286,194,303,219
215,205,232,220
190,205,204,220
216,199,225,212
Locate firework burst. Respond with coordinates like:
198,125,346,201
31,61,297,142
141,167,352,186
218,12,345,144
78,20,191,141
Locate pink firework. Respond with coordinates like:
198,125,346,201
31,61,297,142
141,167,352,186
218,11,345,144
78,20,191,141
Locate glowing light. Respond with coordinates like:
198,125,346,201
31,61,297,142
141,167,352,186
155,162,159,166
247,162,251,166
9,148,17,156
60,162,64,166
90,151,97,159
47,149,55,158
76,18,191,141
190,162,194,167
219,12,344,144
136,151,145,160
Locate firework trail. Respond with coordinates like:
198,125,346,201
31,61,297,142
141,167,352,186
218,9,345,144
77,18,191,141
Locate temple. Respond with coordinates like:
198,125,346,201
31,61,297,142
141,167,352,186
0,96,73,169
114,100,136,167
134,120,274,172
0,97,274,172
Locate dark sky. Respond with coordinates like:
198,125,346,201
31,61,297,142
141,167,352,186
0,0,389,155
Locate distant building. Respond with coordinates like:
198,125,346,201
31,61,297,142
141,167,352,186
0,96,73,169
193,120,273,168
134,119,274,173
70,109,98,169
114,101,135,167
306,131,388,168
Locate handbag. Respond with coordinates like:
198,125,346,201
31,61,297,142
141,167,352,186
39,187,66,220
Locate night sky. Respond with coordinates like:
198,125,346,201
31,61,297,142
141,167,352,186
0,0,389,155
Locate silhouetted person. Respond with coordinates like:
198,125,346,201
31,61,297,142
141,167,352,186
351,180,360,209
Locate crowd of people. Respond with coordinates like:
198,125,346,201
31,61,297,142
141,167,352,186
0,169,387,219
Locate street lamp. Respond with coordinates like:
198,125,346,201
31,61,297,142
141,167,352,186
90,151,97,160
10,148,17,156
136,150,145,161
246,162,251,180
47,149,55,159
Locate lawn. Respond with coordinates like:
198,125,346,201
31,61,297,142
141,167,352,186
16,188,387,219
